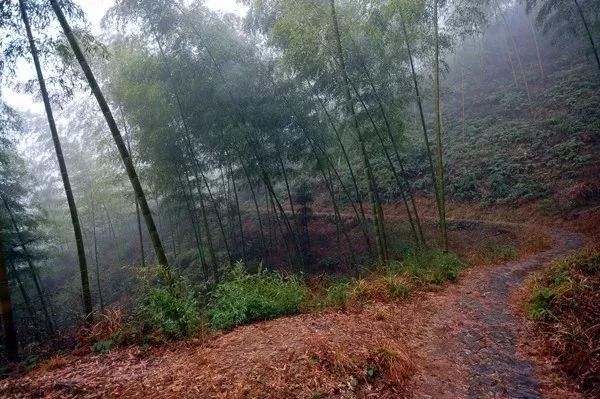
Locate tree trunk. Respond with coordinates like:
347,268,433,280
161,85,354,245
21,0,93,318
50,0,169,274
353,50,426,246
151,30,231,263
499,8,531,103
527,14,545,80
330,0,388,263
347,77,420,245
179,170,208,278
239,156,267,260
0,235,18,361
573,0,600,72
399,9,442,237
89,193,104,311
434,0,448,252
123,125,146,268
309,81,370,238
8,260,41,341
228,161,246,260
1,195,54,334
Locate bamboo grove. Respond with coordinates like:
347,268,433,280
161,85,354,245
1,0,599,360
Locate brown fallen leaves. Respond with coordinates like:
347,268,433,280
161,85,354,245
0,303,416,399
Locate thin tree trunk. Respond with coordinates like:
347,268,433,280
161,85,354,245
352,49,426,246
573,0,600,71
178,170,208,278
228,161,246,260
168,213,178,260
276,148,295,217
8,260,41,341
89,194,104,311
345,76,420,246
123,126,146,268
21,0,93,318
151,30,231,264
499,9,531,102
434,0,448,252
399,9,443,235
527,14,545,80
0,235,18,361
50,0,169,274
462,55,466,136
238,156,267,260
330,0,388,263
101,203,115,240
342,48,424,246
1,195,54,334
308,81,369,231
503,34,520,86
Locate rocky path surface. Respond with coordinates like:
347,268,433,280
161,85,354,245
411,228,582,398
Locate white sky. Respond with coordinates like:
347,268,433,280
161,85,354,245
2,0,247,114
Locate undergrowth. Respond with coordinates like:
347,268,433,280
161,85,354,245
73,249,466,354
528,250,600,397
207,262,306,330
387,248,465,286
140,268,202,339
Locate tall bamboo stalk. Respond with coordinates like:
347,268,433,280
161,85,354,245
0,234,18,361
8,259,41,341
330,0,388,263
50,0,169,274
1,195,54,334
399,9,443,236
573,0,600,72
123,123,146,268
21,0,93,318
434,0,448,252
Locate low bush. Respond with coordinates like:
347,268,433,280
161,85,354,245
528,250,600,397
207,262,307,330
141,268,202,339
389,248,465,286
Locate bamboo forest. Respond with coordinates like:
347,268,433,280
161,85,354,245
0,0,599,397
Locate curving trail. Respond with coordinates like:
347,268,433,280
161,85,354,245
0,222,584,398
410,227,582,398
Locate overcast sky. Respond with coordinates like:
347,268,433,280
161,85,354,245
3,0,247,114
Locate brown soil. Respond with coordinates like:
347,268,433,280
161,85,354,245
0,223,584,398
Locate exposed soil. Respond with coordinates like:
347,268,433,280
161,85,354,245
0,223,583,398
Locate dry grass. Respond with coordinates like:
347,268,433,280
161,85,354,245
306,337,415,389
76,308,124,351
526,250,600,398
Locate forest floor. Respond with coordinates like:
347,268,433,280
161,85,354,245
0,213,591,398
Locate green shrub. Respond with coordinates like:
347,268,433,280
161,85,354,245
389,248,465,286
323,282,350,308
529,285,559,320
141,268,201,339
207,262,307,330
92,339,113,353
385,275,412,299
490,244,518,261
528,251,599,320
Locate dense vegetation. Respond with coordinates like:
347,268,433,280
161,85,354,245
529,250,600,398
0,0,598,381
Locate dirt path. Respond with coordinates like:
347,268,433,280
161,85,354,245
410,228,582,398
0,225,583,398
